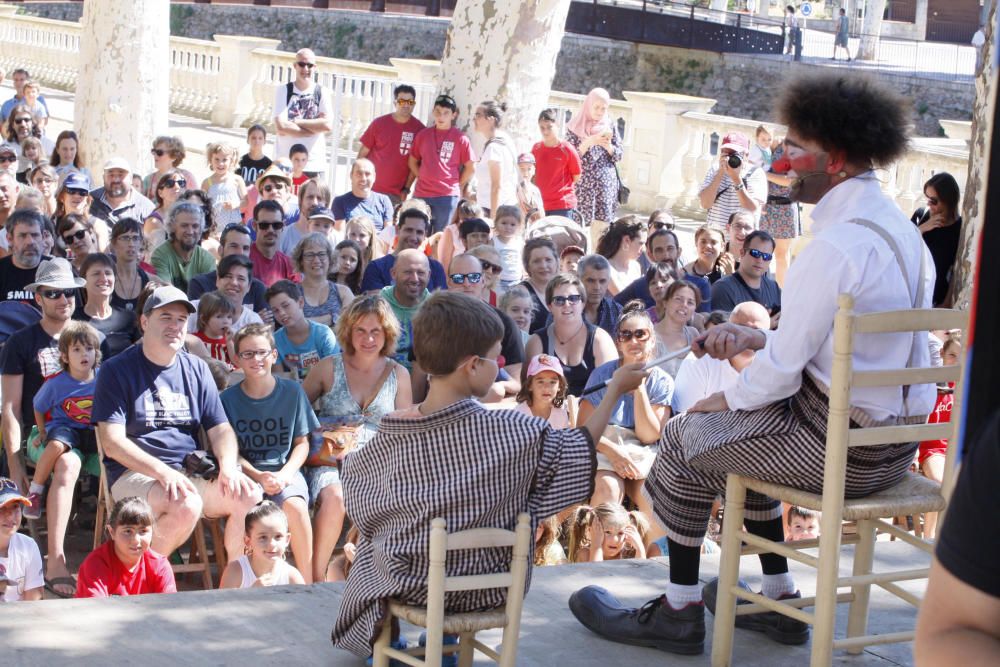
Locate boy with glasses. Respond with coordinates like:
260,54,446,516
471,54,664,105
358,84,425,205
272,48,332,178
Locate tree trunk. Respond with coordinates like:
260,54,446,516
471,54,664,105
437,0,572,153
74,0,170,181
856,0,887,61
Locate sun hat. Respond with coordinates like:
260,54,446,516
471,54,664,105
25,257,86,292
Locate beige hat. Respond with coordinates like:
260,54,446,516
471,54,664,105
254,164,293,191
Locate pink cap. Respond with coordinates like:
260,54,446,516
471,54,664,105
526,354,564,378
720,132,750,154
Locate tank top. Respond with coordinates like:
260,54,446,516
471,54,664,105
237,555,291,588
207,177,243,227
514,400,570,429
302,281,343,324
193,330,233,367
317,355,399,449
537,322,597,397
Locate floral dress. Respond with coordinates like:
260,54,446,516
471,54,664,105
760,146,801,240
566,126,623,226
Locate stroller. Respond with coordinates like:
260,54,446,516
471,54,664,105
525,213,590,255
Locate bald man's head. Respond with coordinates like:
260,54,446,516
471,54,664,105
729,302,770,330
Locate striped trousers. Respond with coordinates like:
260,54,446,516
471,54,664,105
645,374,920,548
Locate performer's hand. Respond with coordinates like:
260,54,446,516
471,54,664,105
688,391,730,413
694,323,765,360
608,362,649,396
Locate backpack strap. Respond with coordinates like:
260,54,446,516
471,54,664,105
285,81,294,105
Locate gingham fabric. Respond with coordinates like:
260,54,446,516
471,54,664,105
646,373,922,548
331,399,595,656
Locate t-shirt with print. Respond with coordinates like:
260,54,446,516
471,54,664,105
359,113,426,197
410,126,475,198
33,370,98,433
91,345,229,486
700,163,768,230
75,541,176,598
272,82,333,173
221,376,319,472
0,255,50,306
0,322,62,428
0,532,44,601
273,319,340,380
332,191,394,232
583,360,674,429
237,154,272,188
531,140,582,212
493,235,525,283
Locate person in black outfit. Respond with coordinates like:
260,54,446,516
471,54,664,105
911,172,962,306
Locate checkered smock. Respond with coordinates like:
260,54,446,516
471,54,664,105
332,399,595,656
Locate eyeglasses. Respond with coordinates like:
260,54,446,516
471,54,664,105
747,248,774,262
257,221,285,231
0,155,15,164
262,184,286,193
926,196,939,205
237,349,272,360
396,99,416,107
34,177,56,185
116,234,143,245
449,272,482,285
13,117,32,125
65,188,88,198
295,61,316,69
62,229,88,244
40,288,76,300
478,260,502,274
617,328,651,343
551,294,583,306
151,148,168,157
302,251,327,261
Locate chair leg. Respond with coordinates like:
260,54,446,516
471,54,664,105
810,519,843,667
191,519,213,590
845,518,877,654
93,484,107,550
371,616,392,667
457,632,475,667
711,475,748,667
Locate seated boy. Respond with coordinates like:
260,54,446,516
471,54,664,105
221,323,318,582
331,291,647,656
266,280,339,380
0,478,44,602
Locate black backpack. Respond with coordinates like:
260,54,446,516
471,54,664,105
285,82,323,121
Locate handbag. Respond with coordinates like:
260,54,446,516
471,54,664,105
615,164,630,206
306,360,395,467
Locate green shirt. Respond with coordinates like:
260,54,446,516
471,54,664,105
379,285,427,370
151,243,217,293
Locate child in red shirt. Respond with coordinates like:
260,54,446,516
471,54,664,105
76,497,176,598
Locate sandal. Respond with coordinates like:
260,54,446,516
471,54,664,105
44,576,76,599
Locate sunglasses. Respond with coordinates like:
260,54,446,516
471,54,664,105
479,260,502,274
237,349,272,360
617,328,651,343
62,229,89,244
257,221,284,231
296,61,316,69
435,95,456,108
13,117,32,125
926,196,939,205
262,184,286,193
161,178,187,188
551,294,583,306
65,188,89,197
40,288,76,300
652,221,675,231
0,155,15,164
151,148,168,157
747,248,774,262
396,99,416,107
449,272,482,285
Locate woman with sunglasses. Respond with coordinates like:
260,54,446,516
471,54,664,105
108,218,153,312
54,172,92,222
56,214,99,274
580,300,672,520
596,215,647,296
653,280,702,378
293,232,354,328
466,244,504,307
524,272,617,397
911,172,962,306
144,169,187,256
142,136,197,201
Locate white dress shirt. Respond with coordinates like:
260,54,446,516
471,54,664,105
725,174,936,421
673,354,742,413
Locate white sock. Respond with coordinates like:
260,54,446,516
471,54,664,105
29,482,44,495
761,572,796,599
666,582,702,609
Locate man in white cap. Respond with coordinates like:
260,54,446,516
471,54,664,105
89,156,155,226
698,131,767,232
0,257,84,597
0,165,20,253
93,285,263,563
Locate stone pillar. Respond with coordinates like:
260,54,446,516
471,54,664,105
437,0,572,153
914,0,929,40
620,91,716,213
74,0,170,179
211,35,281,128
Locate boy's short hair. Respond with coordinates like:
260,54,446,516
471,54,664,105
108,496,155,529
197,290,237,332
787,505,818,526
233,322,275,356
458,217,490,243
253,198,285,220
743,229,776,252
538,108,558,123
247,124,267,139
335,294,400,357
289,143,309,158
58,320,102,371
412,292,503,376
265,279,302,305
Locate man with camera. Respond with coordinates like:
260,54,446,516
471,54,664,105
93,285,262,564
698,132,768,232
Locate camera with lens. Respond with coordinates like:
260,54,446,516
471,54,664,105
727,153,743,169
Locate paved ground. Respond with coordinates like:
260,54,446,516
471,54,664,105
0,540,925,665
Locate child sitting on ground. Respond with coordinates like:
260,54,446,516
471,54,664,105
515,353,575,428
221,323,318,582
0,478,44,601
566,502,650,562
331,291,647,658
75,496,176,598
221,500,306,588
25,321,102,519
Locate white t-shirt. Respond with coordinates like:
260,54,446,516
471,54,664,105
273,82,334,173
672,354,742,413
0,532,45,601
187,300,264,334
474,135,519,212
492,235,524,283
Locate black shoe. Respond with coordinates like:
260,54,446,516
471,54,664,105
568,585,705,655
702,578,810,646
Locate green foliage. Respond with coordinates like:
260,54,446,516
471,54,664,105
170,5,194,36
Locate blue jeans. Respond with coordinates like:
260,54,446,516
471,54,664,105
545,208,576,219
424,195,459,234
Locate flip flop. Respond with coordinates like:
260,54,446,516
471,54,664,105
44,576,76,599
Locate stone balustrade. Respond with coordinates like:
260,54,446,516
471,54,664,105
0,8,971,218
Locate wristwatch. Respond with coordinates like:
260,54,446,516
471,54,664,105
734,183,745,192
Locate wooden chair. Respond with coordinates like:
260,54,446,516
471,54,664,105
710,294,965,667
372,513,532,667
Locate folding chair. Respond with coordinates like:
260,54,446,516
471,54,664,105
372,513,532,667
711,294,966,667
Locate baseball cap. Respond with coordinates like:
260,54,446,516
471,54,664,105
517,153,535,165
0,478,30,509
103,156,131,173
559,245,585,259
307,205,336,222
60,171,92,192
720,132,750,154
143,285,196,316
0,141,16,157
526,354,565,379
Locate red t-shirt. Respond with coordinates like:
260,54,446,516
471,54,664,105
250,243,300,287
291,173,310,195
531,140,582,211
75,541,176,598
359,113,426,197
411,126,475,198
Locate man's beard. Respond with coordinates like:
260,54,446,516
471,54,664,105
107,183,128,198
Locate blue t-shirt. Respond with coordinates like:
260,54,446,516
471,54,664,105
273,320,339,380
220,377,319,472
91,345,229,485
33,370,98,432
583,359,675,429
331,191,393,232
